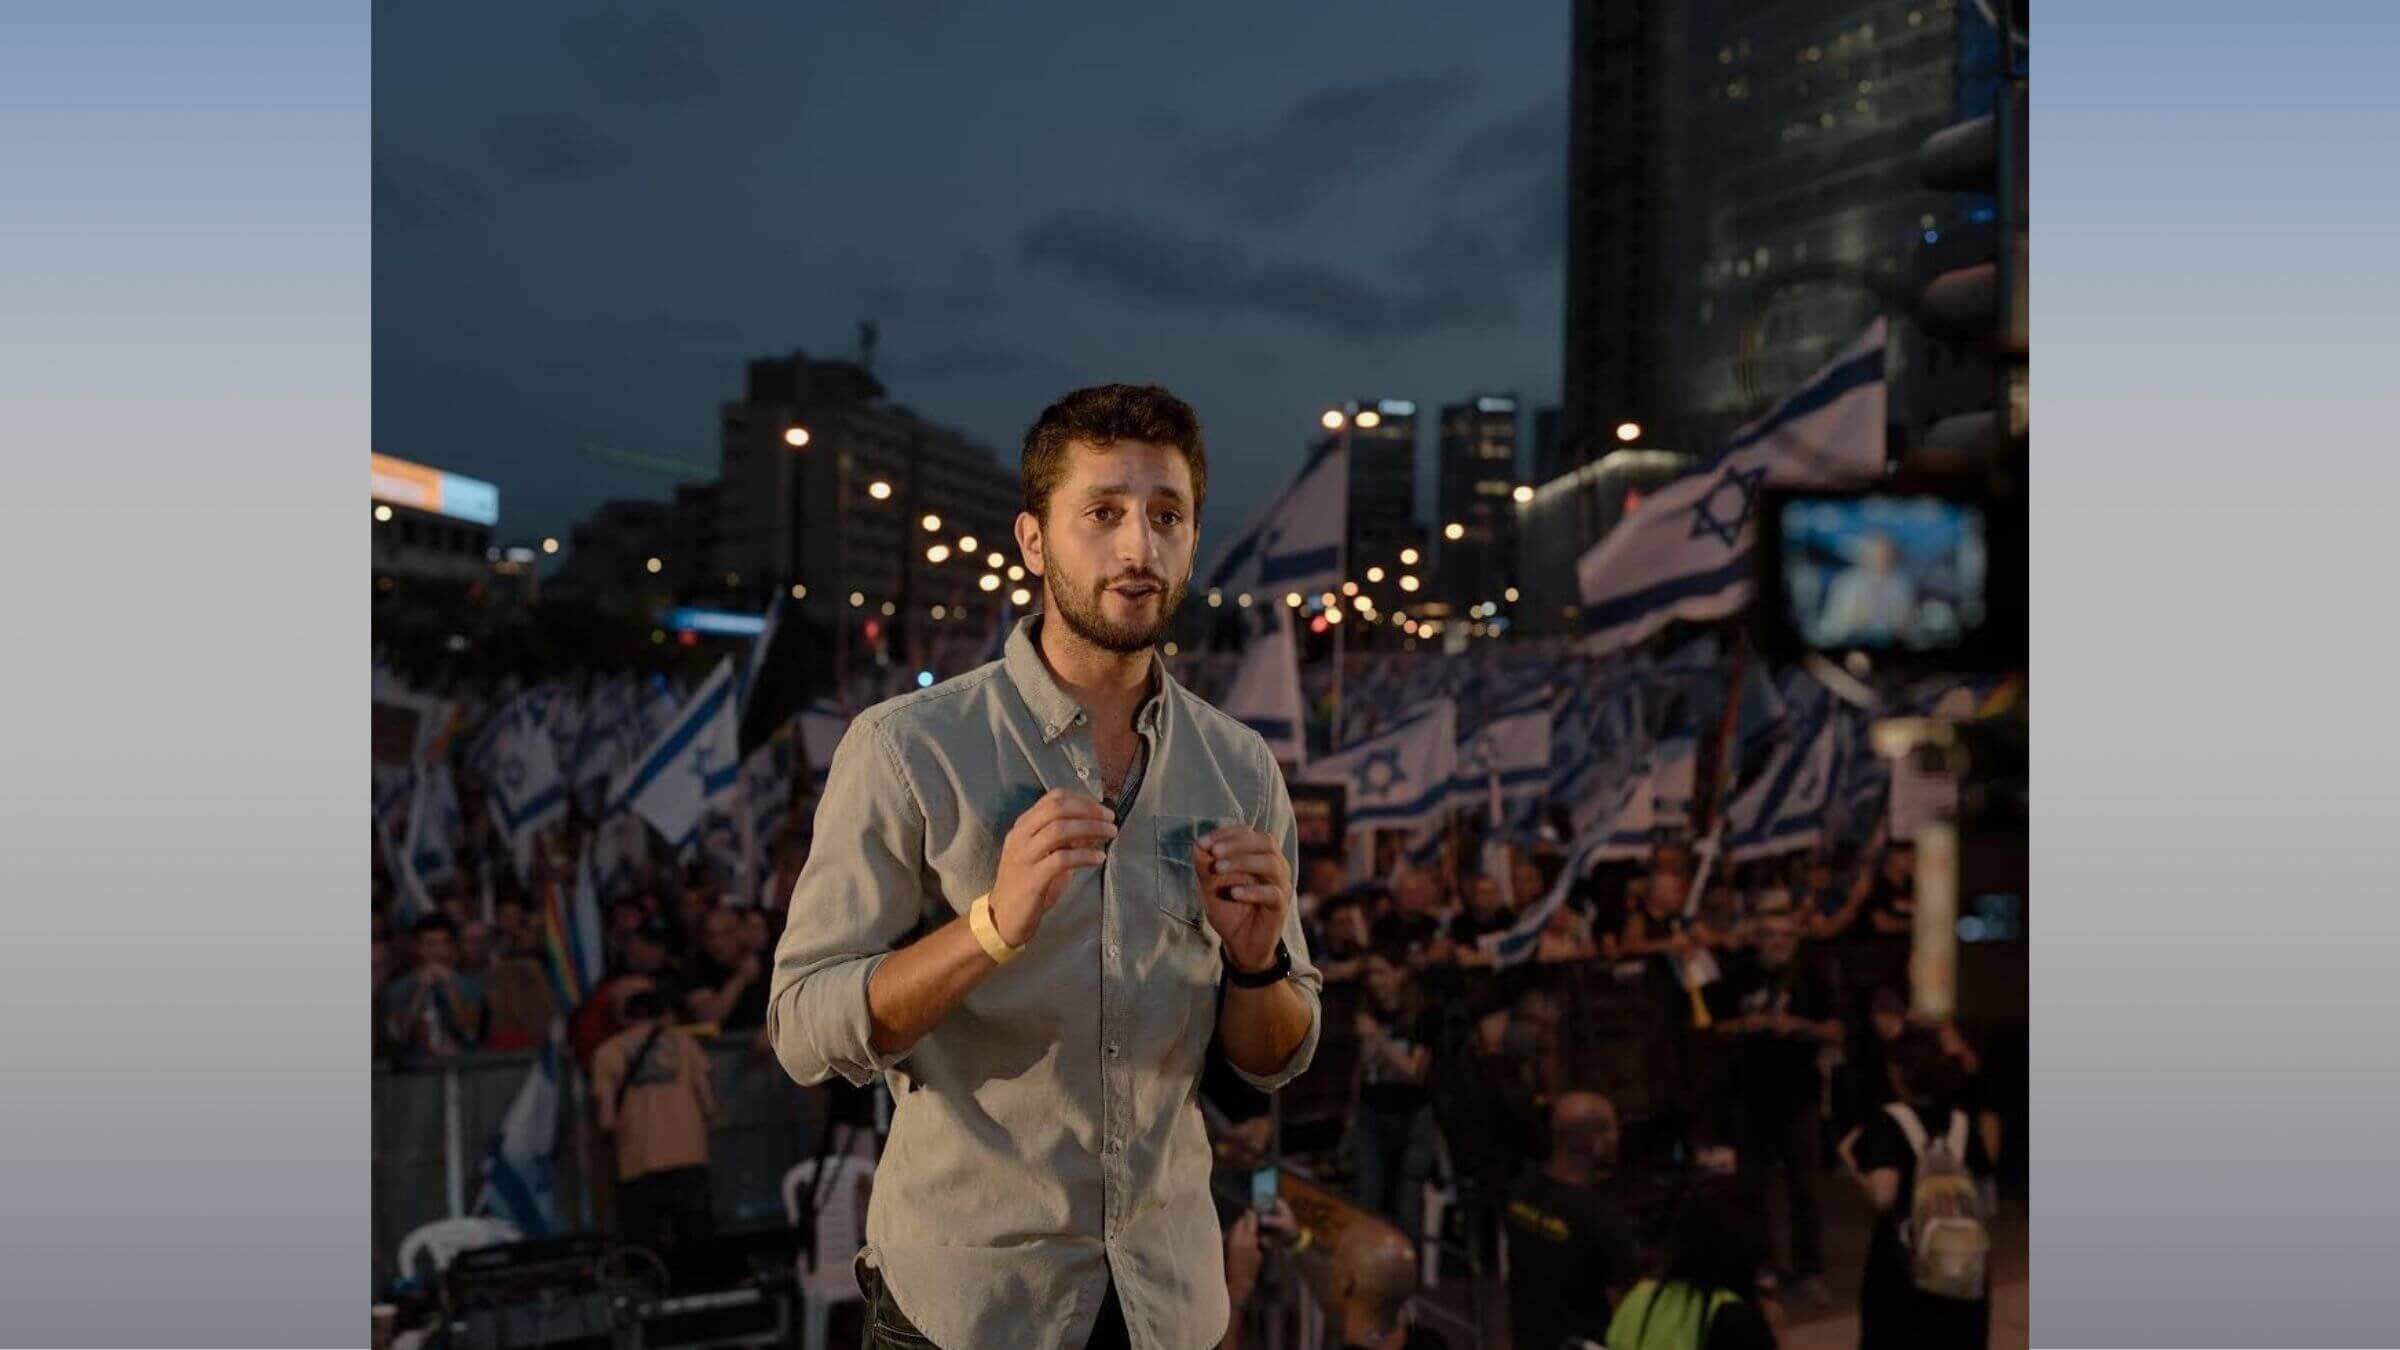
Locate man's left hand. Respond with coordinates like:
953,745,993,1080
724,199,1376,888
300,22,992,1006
1196,825,1289,974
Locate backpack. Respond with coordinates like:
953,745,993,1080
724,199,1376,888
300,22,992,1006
1885,1103,1989,1301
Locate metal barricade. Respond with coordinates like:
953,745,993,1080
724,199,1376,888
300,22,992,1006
371,1036,827,1292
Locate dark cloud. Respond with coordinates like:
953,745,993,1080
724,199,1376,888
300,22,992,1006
859,249,1005,321
1444,93,1566,183
1179,71,1476,223
490,115,633,184
373,155,490,231
1020,207,1514,340
567,6,726,107
1505,163,1566,268
883,341,1062,382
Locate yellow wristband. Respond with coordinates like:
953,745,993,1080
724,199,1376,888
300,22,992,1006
968,893,1021,966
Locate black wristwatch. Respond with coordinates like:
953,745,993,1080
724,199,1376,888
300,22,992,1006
1224,940,1292,989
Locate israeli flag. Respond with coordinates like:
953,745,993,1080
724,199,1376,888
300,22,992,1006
373,763,412,830
1483,797,1641,969
488,705,568,886
1651,736,1699,829
1573,759,1661,857
1577,320,1887,655
1302,699,1457,835
612,657,742,847
798,700,848,792
1725,712,1839,862
1202,433,1348,602
473,1031,562,1236
1452,696,1551,815
395,761,462,920
1219,604,1308,765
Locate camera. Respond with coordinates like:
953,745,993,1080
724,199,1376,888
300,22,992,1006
1752,481,2024,673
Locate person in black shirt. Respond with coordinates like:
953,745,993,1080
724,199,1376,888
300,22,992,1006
1715,906,1841,1284
1505,1091,1637,1350
1445,871,1518,966
681,905,768,1031
1845,1027,1993,1350
1348,944,1440,1243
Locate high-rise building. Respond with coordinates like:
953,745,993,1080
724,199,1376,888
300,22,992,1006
1436,395,1522,612
1530,406,1566,488
716,351,1019,657
1343,399,1421,584
1563,0,1965,461
1515,448,1695,637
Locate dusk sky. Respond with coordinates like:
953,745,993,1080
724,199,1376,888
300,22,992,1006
373,0,1570,563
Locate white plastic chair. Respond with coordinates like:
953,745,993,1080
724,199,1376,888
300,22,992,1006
396,1215,522,1286
781,1153,877,1350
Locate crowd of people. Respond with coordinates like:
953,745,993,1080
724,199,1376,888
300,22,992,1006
372,699,2010,1348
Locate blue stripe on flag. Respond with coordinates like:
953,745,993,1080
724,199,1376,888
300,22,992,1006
1582,554,1753,634
610,679,735,808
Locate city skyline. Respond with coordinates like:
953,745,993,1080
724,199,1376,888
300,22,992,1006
373,1,1571,562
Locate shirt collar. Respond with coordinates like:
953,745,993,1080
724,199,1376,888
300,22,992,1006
1003,613,1173,743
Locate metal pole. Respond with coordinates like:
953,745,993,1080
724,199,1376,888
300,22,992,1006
442,1065,466,1219
833,449,850,711
1330,418,1351,747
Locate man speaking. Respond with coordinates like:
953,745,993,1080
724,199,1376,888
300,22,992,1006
769,384,1322,1349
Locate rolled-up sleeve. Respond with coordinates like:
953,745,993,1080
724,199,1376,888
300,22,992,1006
1229,744,1323,1094
768,716,927,1088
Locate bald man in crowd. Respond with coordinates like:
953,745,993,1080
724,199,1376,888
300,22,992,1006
1327,1216,1446,1350
1504,1092,1639,1350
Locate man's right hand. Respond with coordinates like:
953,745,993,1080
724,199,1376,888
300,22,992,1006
987,789,1116,947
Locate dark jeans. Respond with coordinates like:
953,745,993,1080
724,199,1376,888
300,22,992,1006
1348,1103,1437,1241
855,1257,1131,1350
1735,1098,1822,1276
618,1165,714,1270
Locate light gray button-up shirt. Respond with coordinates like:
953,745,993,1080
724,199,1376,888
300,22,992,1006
769,614,1323,1350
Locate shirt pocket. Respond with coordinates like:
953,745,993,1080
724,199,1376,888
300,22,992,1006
1148,814,1216,930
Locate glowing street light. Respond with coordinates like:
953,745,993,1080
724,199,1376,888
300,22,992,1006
1366,566,1385,583
1320,410,1345,431
1444,522,1465,541
1400,547,1420,566
540,536,559,554
1285,592,1303,609
980,574,1002,593
922,513,943,532
1354,410,1382,429
1615,421,1642,443
784,426,811,447
1237,593,1253,608
645,556,663,574
1010,586,1033,606
959,535,979,554
881,601,897,616
1504,587,1520,602
1341,581,1359,597
1320,591,1337,608
986,551,1006,569
1399,574,1420,593
1007,565,1024,580
927,544,951,563
374,504,393,522
1324,607,1343,625
1207,590,1223,607
1512,484,1535,504
867,480,893,501
849,591,865,607
790,584,808,600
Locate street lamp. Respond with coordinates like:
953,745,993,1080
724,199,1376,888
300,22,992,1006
927,544,951,564
541,536,559,554
1320,410,1345,431
1615,421,1642,444
979,574,1002,593
1512,485,1534,504
645,556,663,574
987,551,1006,569
1354,410,1382,429
868,481,893,501
849,591,865,608
958,535,979,554
922,513,942,532
374,504,393,522
1444,522,1465,541
1400,547,1420,566
1007,565,1024,581
1341,581,1359,597
1284,592,1303,609
784,426,811,447
1366,566,1385,583
1399,575,1420,593
1010,586,1032,606
791,583,808,600
1505,587,1519,602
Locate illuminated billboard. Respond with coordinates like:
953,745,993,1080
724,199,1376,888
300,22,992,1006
371,453,500,526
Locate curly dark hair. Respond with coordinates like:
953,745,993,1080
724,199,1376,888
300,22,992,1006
1019,383,1207,523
